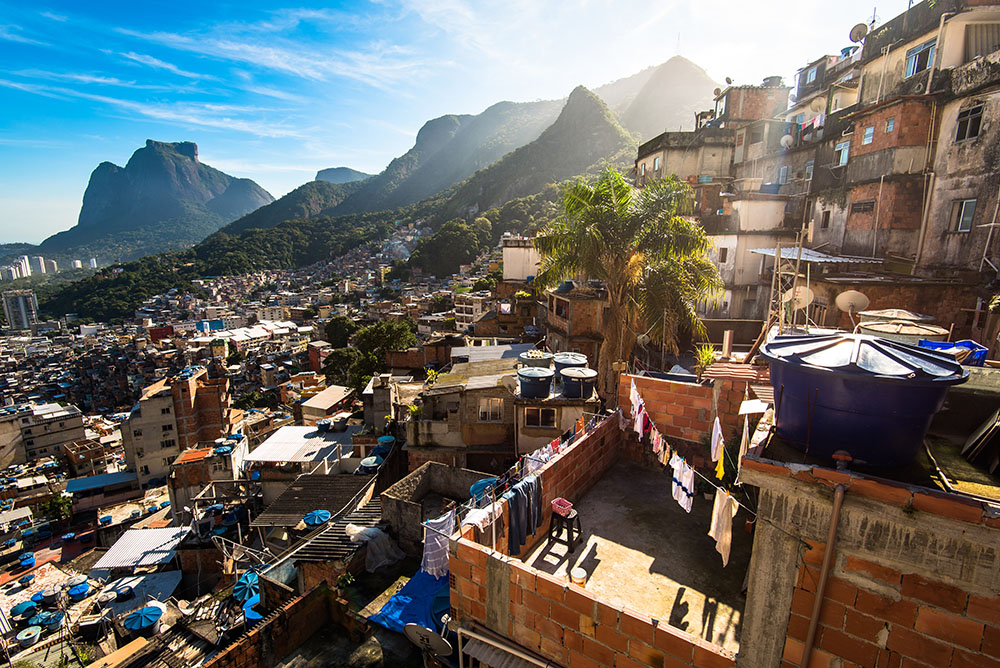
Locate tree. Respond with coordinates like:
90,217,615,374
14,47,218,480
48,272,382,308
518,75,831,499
324,315,358,348
385,259,411,282
323,347,362,386
302,306,317,320
534,169,722,398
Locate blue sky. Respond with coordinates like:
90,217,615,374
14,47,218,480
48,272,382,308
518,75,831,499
1,0,888,243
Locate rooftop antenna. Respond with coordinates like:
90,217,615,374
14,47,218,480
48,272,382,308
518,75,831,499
835,290,870,329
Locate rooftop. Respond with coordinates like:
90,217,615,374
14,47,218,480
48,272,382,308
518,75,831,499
301,384,353,410
91,526,190,570
245,424,362,463
251,472,375,528
65,470,137,493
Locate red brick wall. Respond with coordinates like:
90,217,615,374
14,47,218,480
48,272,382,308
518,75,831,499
847,179,924,231
450,539,735,668
852,99,933,157
812,279,977,334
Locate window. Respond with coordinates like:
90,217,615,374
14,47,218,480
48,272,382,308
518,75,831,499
806,67,818,84
653,157,660,171
162,458,172,467
885,118,895,133
23,428,31,435
719,247,729,263
955,105,984,142
140,465,150,476
478,397,503,422
805,160,814,180
851,200,876,214
161,406,171,415
161,439,176,449
778,166,789,184
953,199,977,232
25,439,33,446
525,407,557,428
905,39,936,78
862,126,875,145
136,448,144,459
750,127,764,144
133,429,142,437
821,210,831,229
162,423,173,432
58,422,64,428
640,163,646,176
834,140,850,166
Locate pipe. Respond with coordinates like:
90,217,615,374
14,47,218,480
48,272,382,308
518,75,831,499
875,46,891,105
925,13,954,95
800,484,846,668
872,175,885,258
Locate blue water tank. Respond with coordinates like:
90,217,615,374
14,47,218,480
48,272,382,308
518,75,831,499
553,352,588,378
518,367,554,399
561,367,598,399
760,333,968,466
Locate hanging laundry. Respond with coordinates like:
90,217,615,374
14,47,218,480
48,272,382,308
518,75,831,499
421,509,456,578
652,428,662,454
660,441,671,466
669,454,694,512
629,380,640,416
576,416,585,435
504,475,543,556
711,417,725,462
737,415,751,472
715,449,726,481
708,490,740,566
634,405,646,438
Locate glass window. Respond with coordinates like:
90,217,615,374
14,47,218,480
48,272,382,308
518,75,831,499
885,118,895,133
478,397,503,422
805,160,814,180
719,247,729,263
806,67,818,83
954,199,977,232
955,105,984,142
525,407,556,427
835,140,850,166
653,157,660,171
750,127,764,144
851,201,876,214
640,163,645,176
821,210,831,229
778,166,789,184
905,39,936,78
862,126,875,145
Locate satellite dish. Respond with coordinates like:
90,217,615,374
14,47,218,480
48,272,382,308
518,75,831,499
849,23,869,43
780,134,794,149
725,77,733,85
782,286,815,310
810,97,826,113
636,333,651,346
713,87,722,96
835,289,869,314
501,375,518,393
404,624,452,657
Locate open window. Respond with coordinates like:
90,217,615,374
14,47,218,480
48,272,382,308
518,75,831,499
525,407,557,428
905,39,936,77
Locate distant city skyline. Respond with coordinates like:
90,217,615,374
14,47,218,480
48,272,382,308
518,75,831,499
1,0,894,243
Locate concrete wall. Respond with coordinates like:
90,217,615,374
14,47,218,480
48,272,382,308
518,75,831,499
738,454,1000,668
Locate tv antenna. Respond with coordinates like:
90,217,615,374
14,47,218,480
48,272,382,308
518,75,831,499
835,289,870,328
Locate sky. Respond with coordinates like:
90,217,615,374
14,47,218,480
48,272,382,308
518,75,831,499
0,0,894,244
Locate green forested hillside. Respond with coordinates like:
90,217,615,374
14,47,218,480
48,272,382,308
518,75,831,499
219,180,367,235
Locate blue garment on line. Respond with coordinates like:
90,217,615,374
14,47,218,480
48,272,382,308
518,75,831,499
504,475,542,556
369,570,449,633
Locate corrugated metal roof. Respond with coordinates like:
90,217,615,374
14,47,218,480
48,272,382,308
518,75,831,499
66,471,138,493
292,497,382,562
251,473,374,528
92,527,190,570
463,637,539,668
450,344,536,363
701,362,770,382
750,248,882,263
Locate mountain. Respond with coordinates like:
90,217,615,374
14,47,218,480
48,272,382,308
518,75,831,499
38,140,273,263
220,180,367,235
315,167,372,184
594,63,662,114
331,99,564,215
441,86,636,217
618,56,719,141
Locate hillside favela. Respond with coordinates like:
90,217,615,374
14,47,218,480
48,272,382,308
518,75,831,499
2,1,1000,666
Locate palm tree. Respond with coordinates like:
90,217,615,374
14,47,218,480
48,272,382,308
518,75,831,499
534,168,722,399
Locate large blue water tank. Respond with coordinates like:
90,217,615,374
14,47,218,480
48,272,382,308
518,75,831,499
760,333,968,467
518,367,554,399
561,367,597,399
553,352,588,378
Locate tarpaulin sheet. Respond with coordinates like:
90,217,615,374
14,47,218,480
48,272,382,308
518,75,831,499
368,570,448,633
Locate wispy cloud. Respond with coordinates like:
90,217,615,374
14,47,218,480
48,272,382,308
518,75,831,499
38,11,67,22
11,69,181,91
0,24,49,46
0,78,306,138
120,52,217,80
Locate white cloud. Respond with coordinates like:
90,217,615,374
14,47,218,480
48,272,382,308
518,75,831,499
0,24,49,46
120,52,217,80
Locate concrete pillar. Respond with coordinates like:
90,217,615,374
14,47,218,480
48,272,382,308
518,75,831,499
485,556,510,634
736,519,801,668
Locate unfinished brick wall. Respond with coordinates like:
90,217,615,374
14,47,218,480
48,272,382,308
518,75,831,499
740,456,1000,668
450,538,735,668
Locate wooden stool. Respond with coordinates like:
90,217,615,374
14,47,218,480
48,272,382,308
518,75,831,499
548,508,582,553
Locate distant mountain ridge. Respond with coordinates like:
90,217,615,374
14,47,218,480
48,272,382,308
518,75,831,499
315,167,372,184
39,140,273,263
620,56,719,141
220,180,366,235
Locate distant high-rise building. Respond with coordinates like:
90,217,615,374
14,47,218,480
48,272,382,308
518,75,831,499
72,260,83,269
2,290,39,331
44,259,57,274
16,256,30,277
30,256,45,274
88,258,98,269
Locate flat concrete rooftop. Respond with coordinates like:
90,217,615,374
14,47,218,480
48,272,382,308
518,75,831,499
525,460,752,653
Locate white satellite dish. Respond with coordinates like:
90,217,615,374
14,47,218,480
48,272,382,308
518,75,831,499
780,134,794,149
835,289,869,314
404,623,453,657
849,23,869,43
713,87,722,96
501,375,518,393
810,97,826,113
782,286,815,310
636,333,651,346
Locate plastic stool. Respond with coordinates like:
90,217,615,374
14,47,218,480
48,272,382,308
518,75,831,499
548,508,582,553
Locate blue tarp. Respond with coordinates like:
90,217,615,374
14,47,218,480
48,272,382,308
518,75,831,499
66,471,137,493
369,570,449,633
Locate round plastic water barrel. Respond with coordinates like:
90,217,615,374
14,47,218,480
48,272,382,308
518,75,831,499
518,367,554,399
303,509,331,527
857,320,949,345
857,308,934,324
760,333,968,467
123,605,163,635
560,367,597,398
16,626,40,647
553,352,588,378
316,419,332,432
518,350,554,368
377,435,395,447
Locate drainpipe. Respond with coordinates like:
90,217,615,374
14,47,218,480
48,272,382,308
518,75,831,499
875,46,891,105
800,483,846,668
872,175,885,258
925,13,954,95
